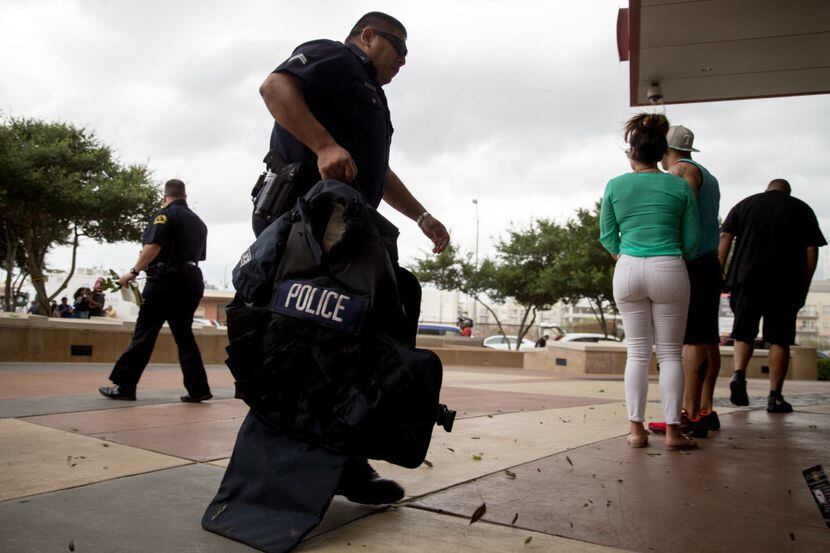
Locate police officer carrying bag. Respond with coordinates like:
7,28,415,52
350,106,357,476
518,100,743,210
203,180,455,553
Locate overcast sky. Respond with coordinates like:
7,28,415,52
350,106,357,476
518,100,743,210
2,0,829,287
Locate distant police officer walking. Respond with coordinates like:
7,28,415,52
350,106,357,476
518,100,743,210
99,179,212,402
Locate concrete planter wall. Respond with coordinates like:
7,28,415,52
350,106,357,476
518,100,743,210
0,315,818,379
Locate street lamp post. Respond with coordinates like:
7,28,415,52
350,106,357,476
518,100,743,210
472,199,479,325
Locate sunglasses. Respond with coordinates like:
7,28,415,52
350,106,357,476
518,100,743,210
372,28,407,58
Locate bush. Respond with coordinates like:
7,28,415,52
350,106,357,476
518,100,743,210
818,358,830,381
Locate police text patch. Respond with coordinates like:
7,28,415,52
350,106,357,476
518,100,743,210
272,279,367,334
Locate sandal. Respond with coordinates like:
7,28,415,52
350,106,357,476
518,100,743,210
666,436,698,451
627,434,649,448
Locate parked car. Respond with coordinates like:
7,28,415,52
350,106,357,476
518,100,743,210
556,333,622,343
192,318,226,329
482,335,536,350
417,323,461,336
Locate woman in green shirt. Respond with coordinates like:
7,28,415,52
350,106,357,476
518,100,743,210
600,113,700,450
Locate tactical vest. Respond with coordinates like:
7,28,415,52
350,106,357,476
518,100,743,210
226,180,454,468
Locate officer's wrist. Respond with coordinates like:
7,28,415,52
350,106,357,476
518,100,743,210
130,268,140,276
416,211,431,228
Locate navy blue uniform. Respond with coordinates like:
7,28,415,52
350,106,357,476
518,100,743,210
109,199,211,395
254,40,393,235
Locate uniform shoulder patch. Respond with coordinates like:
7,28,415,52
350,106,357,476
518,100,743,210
239,248,252,267
154,214,168,225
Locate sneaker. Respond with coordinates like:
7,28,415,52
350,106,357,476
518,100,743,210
698,410,721,431
98,385,136,401
648,412,708,438
767,395,793,413
648,421,668,434
729,371,749,406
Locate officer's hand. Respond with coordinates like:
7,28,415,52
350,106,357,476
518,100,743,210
317,144,358,183
420,215,450,254
119,271,136,288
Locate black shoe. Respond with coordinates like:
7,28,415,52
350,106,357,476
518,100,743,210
687,416,709,438
767,395,793,413
98,385,136,401
180,393,213,403
729,372,749,406
699,410,721,431
335,459,405,505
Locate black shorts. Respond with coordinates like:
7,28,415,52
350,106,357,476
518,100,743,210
684,252,721,345
729,282,800,346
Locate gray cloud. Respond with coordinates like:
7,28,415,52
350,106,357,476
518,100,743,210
2,0,828,284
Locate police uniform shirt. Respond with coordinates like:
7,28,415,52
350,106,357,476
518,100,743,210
269,40,393,208
142,199,208,267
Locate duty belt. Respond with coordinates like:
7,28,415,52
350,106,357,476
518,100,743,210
146,261,198,278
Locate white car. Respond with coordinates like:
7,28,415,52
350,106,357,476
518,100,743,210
192,317,227,329
557,333,621,343
482,335,536,351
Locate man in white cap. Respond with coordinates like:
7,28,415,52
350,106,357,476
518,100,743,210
649,125,722,437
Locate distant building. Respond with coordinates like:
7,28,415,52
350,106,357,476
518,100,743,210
798,280,830,348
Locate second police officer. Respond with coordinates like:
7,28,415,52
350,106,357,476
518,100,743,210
98,179,212,403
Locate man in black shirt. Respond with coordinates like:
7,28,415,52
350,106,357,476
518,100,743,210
719,179,826,412
99,179,212,402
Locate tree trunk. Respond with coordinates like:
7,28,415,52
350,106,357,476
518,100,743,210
515,305,533,350
516,307,537,350
2,224,17,312
597,299,609,337
474,295,508,342
12,269,28,309
20,227,50,315
48,226,79,302
587,298,609,337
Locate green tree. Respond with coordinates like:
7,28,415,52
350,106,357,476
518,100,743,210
557,202,617,337
0,116,161,313
409,243,510,340
488,219,568,349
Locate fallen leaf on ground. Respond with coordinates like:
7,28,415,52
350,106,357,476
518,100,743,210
524,536,533,544
511,513,518,525
566,456,573,466
423,460,433,468
469,502,486,525
505,470,517,479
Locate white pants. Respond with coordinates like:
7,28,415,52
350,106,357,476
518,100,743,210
614,255,690,425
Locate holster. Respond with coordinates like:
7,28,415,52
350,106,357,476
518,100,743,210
251,150,305,223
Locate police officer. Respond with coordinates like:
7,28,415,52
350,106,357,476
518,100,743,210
254,12,450,505
98,179,212,402
256,11,449,252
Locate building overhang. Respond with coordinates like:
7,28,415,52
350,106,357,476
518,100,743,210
618,0,830,106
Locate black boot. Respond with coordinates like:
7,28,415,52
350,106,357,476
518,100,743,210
335,458,404,505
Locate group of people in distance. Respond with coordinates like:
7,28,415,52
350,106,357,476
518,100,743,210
601,113,826,450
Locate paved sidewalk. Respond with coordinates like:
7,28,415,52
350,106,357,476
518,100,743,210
1,362,829,552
